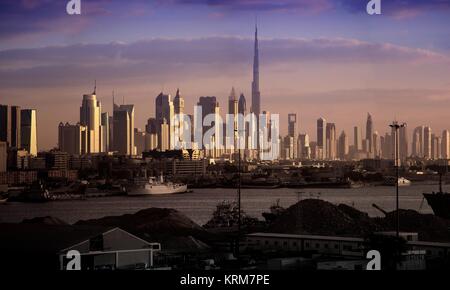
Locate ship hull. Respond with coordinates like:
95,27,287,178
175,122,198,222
423,193,450,220
128,184,188,196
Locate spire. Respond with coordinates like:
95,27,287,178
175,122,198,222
229,87,236,100
175,88,180,99
93,80,97,95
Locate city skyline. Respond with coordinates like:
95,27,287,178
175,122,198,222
1,0,450,150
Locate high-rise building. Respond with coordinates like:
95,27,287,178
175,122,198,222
326,123,336,160
10,106,21,148
101,112,110,153
288,114,298,159
298,133,310,160
353,126,362,152
197,96,221,157
442,130,450,159
228,88,238,151
0,141,6,172
431,134,441,160
113,104,135,156
80,91,102,153
373,131,380,158
338,130,348,160
316,117,326,160
0,105,11,146
412,126,424,157
20,109,38,156
134,128,146,155
424,126,432,159
251,25,261,120
399,126,408,161
155,92,174,151
365,113,373,156
238,93,246,115
58,122,87,155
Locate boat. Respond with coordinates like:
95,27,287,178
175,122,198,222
383,176,411,186
8,182,52,203
423,174,450,219
127,176,188,196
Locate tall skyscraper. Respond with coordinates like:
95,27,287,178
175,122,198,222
412,126,424,157
353,126,362,151
238,93,246,115
80,90,102,153
113,104,135,156
101,112,110,153
431,134,441,160
0,141,6,172
251,25,261,119
288,113,297,159
228,88,238,151
298,133,310,160
373,131,380,158
155,92,174,151
338,130,348,160
326,123,336,160
0,105,11,146
442,130,450,159
10,106,21,148
197,96,221,157
366,113,373,155
20,109,38,156
317,117,326,160
424,126,432,159
399,126,408,161
58,122,87,155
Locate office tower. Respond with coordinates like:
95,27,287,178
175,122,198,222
366,113,373,155
173,89,186,146
338,130,348,160
298,133,310,160
20,109,38,156
251,24,261,120
317,117,326,160
424,126,432,159
113,104,135,156
228,88,238,151
412,126,424,157
145,118,158,149
108,115,114,150
58,122,88,155
353,126,362,152
155,92,174,151
431,134,441,160
382,133,392,159
101,112,109,153
326,123,336,160
373,131,380,158
10,106,21,148
238,93,246,115
288,114,298,159
0,105,11,145
197,96,221,156
80,91,102,153
160,118,170,152
399,126,408,161
0,142,6,172
442,130,450,159
134,128,146,155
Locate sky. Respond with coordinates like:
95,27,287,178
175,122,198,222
1,0,450,150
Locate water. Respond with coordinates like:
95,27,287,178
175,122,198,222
0,183,438,226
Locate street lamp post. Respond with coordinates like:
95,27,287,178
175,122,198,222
389,121,406,238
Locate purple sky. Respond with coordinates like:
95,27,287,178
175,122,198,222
1,0,450,150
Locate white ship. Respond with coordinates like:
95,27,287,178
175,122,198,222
128,176,188,196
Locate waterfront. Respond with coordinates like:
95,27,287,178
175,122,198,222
0,183,439,225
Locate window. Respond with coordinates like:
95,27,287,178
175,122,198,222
315,243,320,249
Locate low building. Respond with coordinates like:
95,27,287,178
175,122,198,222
0,224,161,270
